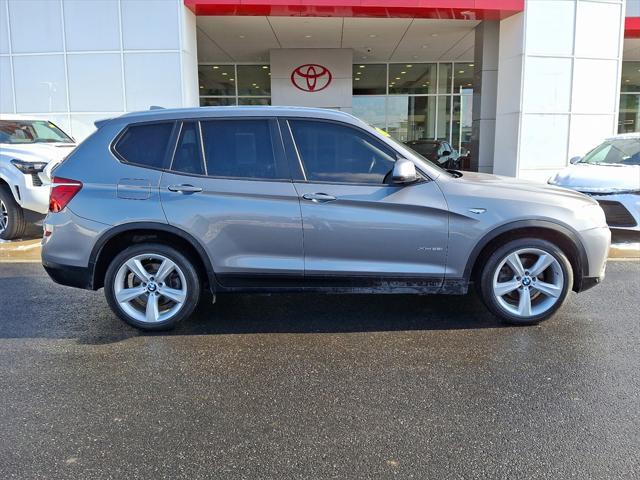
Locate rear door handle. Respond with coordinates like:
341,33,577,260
167,184,203,194
302,193,336,203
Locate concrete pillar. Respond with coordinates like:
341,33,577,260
471,21,500,173
493,0,625,181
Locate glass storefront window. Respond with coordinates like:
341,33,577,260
618,94,640,133
198,65,235,96
352,96,386,130
388,63,437,95
237,65,271,96
386,96,438,142
436,96,451,141
453,63,474,94
238,97,271,105
353,64,387,95
621,62,640,93
438,63,453,95
200,97,236,106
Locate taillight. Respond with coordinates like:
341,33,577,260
49,177,82,213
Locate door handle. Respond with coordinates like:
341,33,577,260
302,193,336,203
167,184,203,194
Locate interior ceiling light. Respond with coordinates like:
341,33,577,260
369,34,377,38
239,35,245,39
395,77,400,80
401,71,406,74
459,70,465,74
406,64,413,68
222,72,228,76
212,66,219,69
262,65,268,69
421,45,428,49
431,33,438,37
469,64,474,67
305,35,312,38
359,65,365,68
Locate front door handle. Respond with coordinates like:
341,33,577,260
167,184,203,194
302,193,336,203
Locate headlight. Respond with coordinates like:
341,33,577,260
11,159,48,174
577,203,607,227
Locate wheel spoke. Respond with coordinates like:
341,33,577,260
160,287,186,304
529,254,555,277
494,279,520,297
126,259,150,283
155,258,177,283
505,253,525,277
145,294,160,322
518,288,532,316
534,280,561,298
116,286,146,303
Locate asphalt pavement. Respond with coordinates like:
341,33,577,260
0,261,638,479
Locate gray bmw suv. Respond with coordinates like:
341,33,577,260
42,107,610,330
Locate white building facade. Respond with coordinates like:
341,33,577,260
0,0,634,181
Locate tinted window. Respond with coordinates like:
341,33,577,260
172,122,204,175
289,120,396,184
114,122,173,168
200,119,285,179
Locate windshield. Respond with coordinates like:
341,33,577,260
0,120,74,145
580,138,640,166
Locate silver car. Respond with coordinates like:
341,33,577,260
548,133,640,231
42,107,610,331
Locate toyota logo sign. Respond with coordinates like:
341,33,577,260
291,64,332,92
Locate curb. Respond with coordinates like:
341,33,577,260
1,238,638,264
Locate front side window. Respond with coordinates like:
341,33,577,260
289,120,397,184
200,119,286,179
0,120,73,144
114,122,174,168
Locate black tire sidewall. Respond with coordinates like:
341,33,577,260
479,238,573,325
104,243,201,331
0,185,26,241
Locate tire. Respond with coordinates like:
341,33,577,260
0,184,26,241
104,243,201,331
478,238,573,325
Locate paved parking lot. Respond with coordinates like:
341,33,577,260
0,261,638,479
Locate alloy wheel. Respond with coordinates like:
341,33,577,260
492,248,564,318
113,253,188,324
0,200,8,234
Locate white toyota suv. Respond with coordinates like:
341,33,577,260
0,115,76,240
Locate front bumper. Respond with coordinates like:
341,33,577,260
14,176,50,214
575,226,610,292
584,192,639,232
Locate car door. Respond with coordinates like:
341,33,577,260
160,118,304,287
283,118,449,290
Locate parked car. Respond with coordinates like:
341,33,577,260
404,139,461,169
0,115,76,239
548,133,640,231
42,107,610,331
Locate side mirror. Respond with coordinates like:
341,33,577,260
569,156,581,165
392,158,418,184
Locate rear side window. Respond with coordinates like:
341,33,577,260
114,122,174,168
172,122,205,175
200,119,287,180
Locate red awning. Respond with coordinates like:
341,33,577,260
184,0,524,20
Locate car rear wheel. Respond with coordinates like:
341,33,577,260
104,243,201,331
0,185,26,241
479,238,573,325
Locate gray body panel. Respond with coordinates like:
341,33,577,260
42,106,610,296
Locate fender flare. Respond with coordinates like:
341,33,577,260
88,221,217,290
462,219,589,284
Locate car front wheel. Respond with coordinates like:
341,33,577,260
479,238,573,325
104,243,201,331
0,185,26,240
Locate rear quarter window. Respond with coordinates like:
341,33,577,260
113,122,174,169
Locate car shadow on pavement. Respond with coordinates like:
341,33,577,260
77,292,506,345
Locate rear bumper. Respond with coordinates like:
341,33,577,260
42,260,93,290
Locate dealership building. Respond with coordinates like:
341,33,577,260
0,0,637,180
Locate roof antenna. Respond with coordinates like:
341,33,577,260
149,105,165,110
